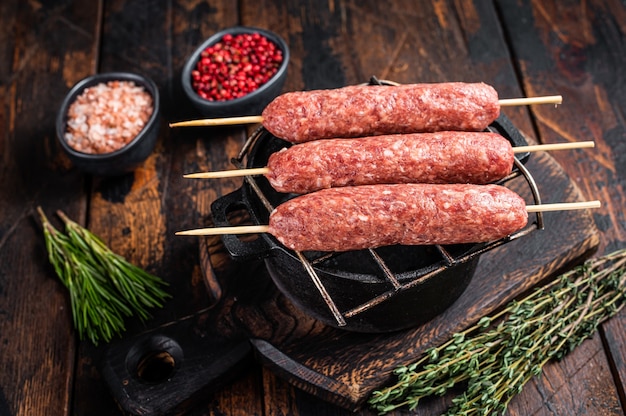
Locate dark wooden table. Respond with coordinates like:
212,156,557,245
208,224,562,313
1,0,625,415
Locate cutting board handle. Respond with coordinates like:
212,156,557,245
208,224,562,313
102,312,252,415
250,338,368,412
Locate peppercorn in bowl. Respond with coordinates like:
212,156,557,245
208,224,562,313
181,26,289,117
56,72,160,176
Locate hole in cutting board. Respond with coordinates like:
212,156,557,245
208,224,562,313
125,335,184,384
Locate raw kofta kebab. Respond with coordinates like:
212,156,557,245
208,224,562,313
183,132,594,194
170,82,563,142
177,183,600,252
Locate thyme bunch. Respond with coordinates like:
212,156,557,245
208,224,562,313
38,207,171,345
369,248,626,415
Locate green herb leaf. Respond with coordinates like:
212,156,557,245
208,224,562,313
369,248,626,415
38,207,171,345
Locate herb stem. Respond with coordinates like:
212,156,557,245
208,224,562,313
370,248,626,415
38,207,171,345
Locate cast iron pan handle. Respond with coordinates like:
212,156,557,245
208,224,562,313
250,338,364,411
211,187,276,261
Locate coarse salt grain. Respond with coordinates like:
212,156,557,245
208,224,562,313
64,80,154,154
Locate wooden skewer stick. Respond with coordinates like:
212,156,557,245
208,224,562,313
513,140,594,153
498,95,563,106
176,200,601,236
170,115,263,128
169,96,563,128
177,225,270,236
526,200,601,212
182,141,595,180
184,167,270,179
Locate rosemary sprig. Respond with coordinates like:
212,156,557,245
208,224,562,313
369,248,626,415
38,207,171,345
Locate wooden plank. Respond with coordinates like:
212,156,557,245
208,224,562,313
0,1,101,415
507,333,623,415
495,0,626,251
68,0,265,415
604,313,626,410
496,0,626,413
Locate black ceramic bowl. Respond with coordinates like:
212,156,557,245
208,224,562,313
56,72,160,176
181,26,289,118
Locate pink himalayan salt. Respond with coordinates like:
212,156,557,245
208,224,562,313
64,80,153,154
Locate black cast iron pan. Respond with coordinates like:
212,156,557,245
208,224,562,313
211,112,531,333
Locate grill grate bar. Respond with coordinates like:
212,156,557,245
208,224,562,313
435,245,456,266
295,251,347,326
368,248,402,289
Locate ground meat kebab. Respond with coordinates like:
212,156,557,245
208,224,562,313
261,82,500,143
268,183,528,252
265,131,515,194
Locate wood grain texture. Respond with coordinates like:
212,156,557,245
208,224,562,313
497,0,626,414
70,0,252,414
507,333,623,415
604,313,626,411
0,1,100,415
496,0,626,253
1,0,624,415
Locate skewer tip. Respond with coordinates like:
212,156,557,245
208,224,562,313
183,167,270,179
526,200,601,213
176,225,270,236
169,115,264,128
513,140,595,154
498,95,563,107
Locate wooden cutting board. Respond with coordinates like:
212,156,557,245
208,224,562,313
102,145,599,415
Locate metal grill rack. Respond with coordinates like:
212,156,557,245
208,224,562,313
230,108,544,329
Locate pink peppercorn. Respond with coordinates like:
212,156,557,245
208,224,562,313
191,32,284,101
